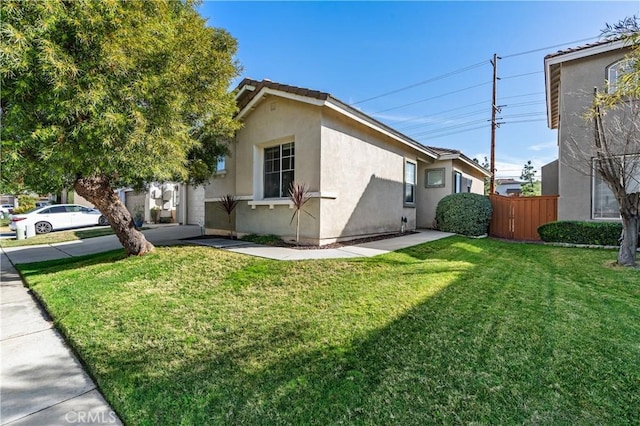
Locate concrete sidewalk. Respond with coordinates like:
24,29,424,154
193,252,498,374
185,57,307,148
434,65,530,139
0,225,202,425
188,229,454,260
1,224,203,264
1,252,123,425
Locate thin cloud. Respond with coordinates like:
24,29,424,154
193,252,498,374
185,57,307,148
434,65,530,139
528,141,557,151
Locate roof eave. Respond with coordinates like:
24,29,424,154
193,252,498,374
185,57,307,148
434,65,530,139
544,39,629,130
235,86,326,121
437,153,491,177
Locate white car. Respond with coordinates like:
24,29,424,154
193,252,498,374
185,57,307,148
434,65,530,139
0,204,14,215
9,204,109,234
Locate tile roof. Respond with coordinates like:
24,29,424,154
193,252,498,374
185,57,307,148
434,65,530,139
544,36,634,60
496,178,523,185
233,78,490,176
235,78,329,111
425,145,489,171
426,146,461,156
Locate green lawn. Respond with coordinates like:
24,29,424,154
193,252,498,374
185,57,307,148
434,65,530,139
18,237,640,425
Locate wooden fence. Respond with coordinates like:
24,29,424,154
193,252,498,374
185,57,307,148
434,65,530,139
489,195,558,241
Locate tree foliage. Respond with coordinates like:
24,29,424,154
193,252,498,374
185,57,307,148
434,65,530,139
473,156,491,194
1,0,241,255
520,160,540,196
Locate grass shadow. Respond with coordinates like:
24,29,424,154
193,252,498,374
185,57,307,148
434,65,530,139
21,239,640,424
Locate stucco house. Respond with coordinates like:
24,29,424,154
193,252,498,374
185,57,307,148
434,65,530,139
495,178,523,196
542,38,637,221
203,79,489,245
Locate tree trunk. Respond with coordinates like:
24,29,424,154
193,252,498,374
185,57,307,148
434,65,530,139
618,215,639,267
74,175,155,256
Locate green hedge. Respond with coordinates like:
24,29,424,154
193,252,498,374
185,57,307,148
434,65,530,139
435,193,492,237
537,221,622,246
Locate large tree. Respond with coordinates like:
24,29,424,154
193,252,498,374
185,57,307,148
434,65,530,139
1,0,240,255
586,18,639,266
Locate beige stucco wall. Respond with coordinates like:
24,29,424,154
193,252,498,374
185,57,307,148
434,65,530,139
541,160,559,196
557,48,629,221
417,159,486,228
204,96,322,242
203,92,487,244
317,108,426,243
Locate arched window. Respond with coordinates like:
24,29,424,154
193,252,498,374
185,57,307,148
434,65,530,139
606,58,635,94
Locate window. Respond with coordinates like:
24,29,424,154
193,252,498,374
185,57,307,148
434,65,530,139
425,168,445,188
453,171,462,193
404,161,416,204
592,156,640,219
607,58,636,94
264,142,294,198
216,156,226,173
40,206,67,214
453,171,472,193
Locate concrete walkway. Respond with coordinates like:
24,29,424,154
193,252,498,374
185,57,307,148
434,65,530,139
1,224,203,264
0,225,201,425
1,252,122,425
188,229,454,260
0,226,452,424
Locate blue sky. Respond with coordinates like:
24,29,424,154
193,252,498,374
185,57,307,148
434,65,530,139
199,1,640,178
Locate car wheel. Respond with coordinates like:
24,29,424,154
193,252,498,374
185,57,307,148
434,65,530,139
35,221,53,234
98,215,109,226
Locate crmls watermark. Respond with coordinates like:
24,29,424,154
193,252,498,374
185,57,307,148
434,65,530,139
65,409,118,424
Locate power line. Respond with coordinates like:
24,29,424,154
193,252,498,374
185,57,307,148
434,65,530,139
501,112,546,119
414,124,490,140
501,36,599,59
387,99,491,126
399,108,488,132
502,100,546,108
410,118,490,138
500,91,545,100
350,60,489,105
372,81,492,114
503,118,547,124
500,71,544,80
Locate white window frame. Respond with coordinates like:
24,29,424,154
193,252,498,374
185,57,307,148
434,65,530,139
425,168,445,188
404,160,417,206
591,155,640,220
263,142,295,199
606,58,636,94
453,171,463,193
216,156,226,173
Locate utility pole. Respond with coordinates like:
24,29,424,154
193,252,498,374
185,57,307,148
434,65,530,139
489,53,499,195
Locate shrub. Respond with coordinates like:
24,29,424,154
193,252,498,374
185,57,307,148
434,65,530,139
537,221,623,246
12,195,38,214
435,193,492,236
241,234,284,246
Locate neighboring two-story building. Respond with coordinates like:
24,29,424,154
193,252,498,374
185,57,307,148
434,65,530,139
542,38,637,221
203,79,489,245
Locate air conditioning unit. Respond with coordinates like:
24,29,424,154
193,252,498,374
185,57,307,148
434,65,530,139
150,187,162,199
